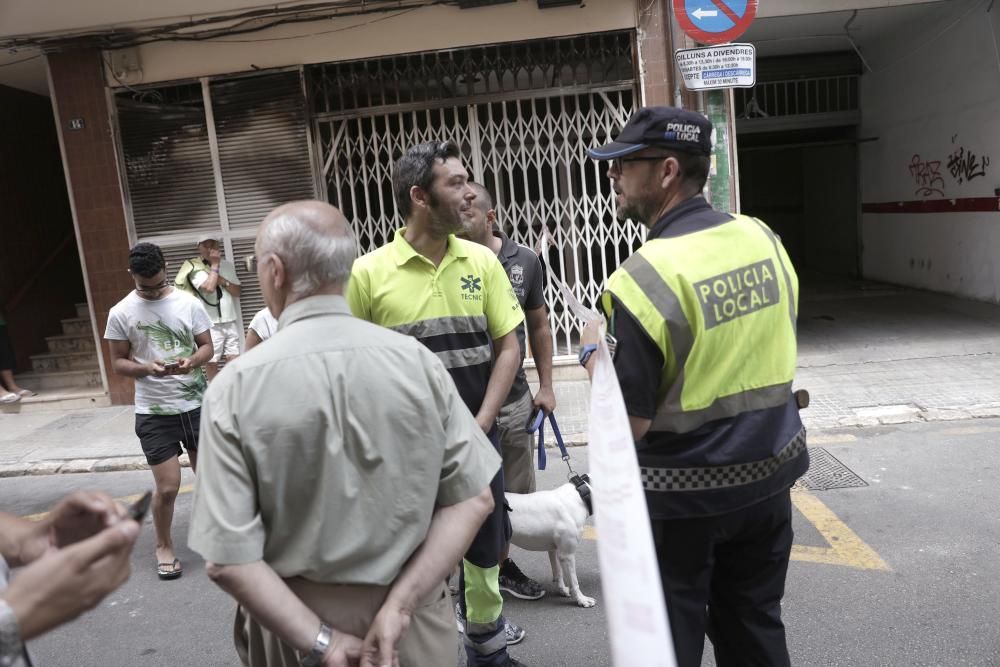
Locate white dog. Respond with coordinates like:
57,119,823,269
506,475,596,608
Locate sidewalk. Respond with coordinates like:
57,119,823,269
3,282,1000,477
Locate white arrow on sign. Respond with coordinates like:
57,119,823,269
692,7,719,19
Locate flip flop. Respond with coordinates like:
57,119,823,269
0,393,20,404
157,558,183,580
16,389,36,397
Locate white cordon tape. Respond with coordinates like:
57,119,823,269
537,229,676,667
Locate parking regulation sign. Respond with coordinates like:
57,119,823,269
675,43,755,90
672,0,758,45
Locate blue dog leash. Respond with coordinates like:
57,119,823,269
525,410,593,515
526,410,575,474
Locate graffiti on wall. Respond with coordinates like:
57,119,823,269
908,136,991,197
947,146,990,184
909,154,945,197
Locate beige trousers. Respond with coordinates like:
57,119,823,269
233,578,457,667
497,390,537,494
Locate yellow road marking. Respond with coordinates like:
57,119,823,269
23,484,194,522
31,485,888,571
582,490,889,572
808,433,858,444
789,490,890,571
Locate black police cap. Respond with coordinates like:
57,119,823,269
587,106,713,159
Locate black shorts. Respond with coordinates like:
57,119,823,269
134,408,201,466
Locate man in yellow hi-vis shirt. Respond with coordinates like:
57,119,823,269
348,141,527,667
582,107,808,667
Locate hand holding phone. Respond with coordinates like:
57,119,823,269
46,491,125,550
162,360,181,375
128,491,153,523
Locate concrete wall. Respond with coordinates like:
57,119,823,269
859,0,1000,302
106,0,635,87
0,0,939,37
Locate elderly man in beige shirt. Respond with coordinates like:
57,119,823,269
188,200,500,667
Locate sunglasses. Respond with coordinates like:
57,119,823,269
610,156,669,172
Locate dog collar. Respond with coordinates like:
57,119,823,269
570,474,593,516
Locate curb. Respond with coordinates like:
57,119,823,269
0,455,193,479
0,441,591,478
5,407,1000,478
802,404,1000,430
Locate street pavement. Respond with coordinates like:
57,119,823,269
550,281,1000,438
3,282,1000,476
5,417,1000,666
2,279,1000,665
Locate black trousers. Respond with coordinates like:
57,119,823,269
652,489,793,667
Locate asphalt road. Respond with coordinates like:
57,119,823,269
4,417,1000,666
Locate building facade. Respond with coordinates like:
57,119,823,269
1,0,994,405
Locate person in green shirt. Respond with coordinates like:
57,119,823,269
348,141,527,667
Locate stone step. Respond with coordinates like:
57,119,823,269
30,351,100,373
0,388,110,414
75,302,90,319
15,369,102,391
46,333,96,354
60,317,92,336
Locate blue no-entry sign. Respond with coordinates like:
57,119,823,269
672,0,758,45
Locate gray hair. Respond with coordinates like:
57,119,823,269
258,211,356,297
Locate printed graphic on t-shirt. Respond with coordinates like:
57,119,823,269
105,290,212,415
509,264,527,299
135,320,208,409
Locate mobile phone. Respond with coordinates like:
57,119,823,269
162,360,180,374
128,491,153,522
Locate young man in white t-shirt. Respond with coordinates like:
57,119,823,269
105,243,213,581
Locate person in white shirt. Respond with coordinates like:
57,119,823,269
105,242,213,581
187,234,242,380
245,307,278,351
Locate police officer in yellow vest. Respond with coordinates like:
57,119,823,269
582,107,808,667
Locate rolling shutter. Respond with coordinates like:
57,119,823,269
117,92,221,238
115,69,316,334
212,71,317,231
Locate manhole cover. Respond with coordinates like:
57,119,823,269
795,447,868,491
39,413,96,431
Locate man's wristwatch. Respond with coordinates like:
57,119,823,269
0,599,24,667
578,343,598,367
300,622,332,667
